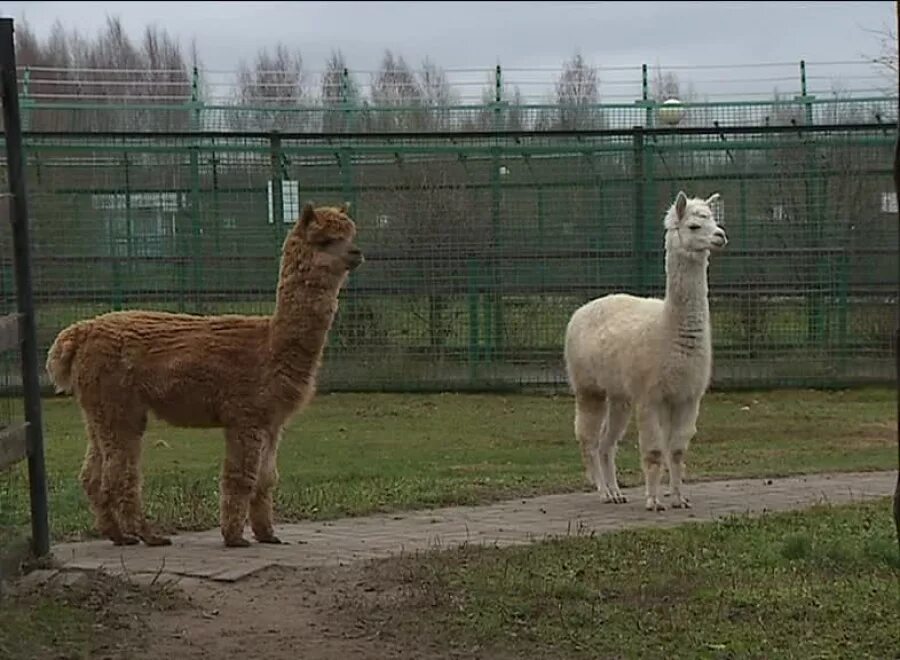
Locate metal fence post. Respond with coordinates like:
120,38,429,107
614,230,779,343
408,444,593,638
632,126,646,292
270,133,284,240
123,152,134,290
467,259,480,383
800,60,825,346
339,147,356,214
190,66,202,132
341,67,355,132
490,64,504,363
537,187,546,289
211,150,221,258
0,17,50,558
189,145,202,311
641,63,652,128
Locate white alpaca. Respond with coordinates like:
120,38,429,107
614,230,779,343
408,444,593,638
564,191,727,511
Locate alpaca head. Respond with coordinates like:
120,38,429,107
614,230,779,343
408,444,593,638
283,202,364,278
664,191,728,256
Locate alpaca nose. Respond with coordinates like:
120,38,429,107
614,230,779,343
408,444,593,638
714,228,728,246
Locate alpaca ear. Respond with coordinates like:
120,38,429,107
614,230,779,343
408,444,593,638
299,203,316,229
706,192,721,205
674,191,688,221
339,201,351,215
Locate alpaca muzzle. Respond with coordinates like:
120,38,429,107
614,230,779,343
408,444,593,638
346,247,364,271
711,228,728,249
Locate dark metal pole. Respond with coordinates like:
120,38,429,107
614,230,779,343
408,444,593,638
893,0,900,556
0,17,50,558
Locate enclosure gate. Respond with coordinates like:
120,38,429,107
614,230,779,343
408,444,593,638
0,17,50,560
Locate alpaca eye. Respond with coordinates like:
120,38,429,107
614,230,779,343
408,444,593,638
688,224,701,231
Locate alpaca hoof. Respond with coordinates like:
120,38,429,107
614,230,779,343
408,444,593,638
645,499,666,512
256,535,284,545
224,537,252,548
671,498,691,509
142,535,172,547
112,535,140,546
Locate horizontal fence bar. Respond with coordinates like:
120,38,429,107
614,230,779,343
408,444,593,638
9,286,894,304
3,121,897,142
1,246,893,262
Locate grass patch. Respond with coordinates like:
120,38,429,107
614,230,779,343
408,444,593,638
0,388,896,542
380,499,900,659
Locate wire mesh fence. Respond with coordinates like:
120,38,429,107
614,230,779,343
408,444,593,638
0,115,896,393
1,16,50,570
0,286,27,567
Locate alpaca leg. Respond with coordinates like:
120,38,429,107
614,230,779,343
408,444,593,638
220,427,264,548
597,397,631,504
99,412,170,547
637,402,669,512
80,422,136,546
668,399,701,509
574,390,607,493
250,428,282,544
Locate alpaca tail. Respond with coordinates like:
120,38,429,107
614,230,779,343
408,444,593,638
46,323,87,394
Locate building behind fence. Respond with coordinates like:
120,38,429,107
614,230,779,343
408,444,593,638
0,62,897,393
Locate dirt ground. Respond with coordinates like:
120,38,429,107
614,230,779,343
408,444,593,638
141,566,420,659
133,561,518,660
8,561,493,660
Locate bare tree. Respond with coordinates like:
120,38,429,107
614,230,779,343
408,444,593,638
356,52,457,132
861,19,898,93
233,43,311,131
12,20,71,131
370,50,421,106
503,86,527,131
651,68,683,101
467,71,527,131
367,50,421,131
321,50,360,132
418,58,459,130
420,58,455,106
138,25,193,130
14,16,191,131
555,52,601,129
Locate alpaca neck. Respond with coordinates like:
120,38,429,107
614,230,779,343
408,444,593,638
267,263,345,392
662,241,710,352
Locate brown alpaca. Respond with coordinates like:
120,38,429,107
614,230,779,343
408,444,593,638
45,203,363,548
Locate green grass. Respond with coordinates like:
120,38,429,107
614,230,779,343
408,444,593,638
0,597,97,660
382,499,900,659
0,388,896,542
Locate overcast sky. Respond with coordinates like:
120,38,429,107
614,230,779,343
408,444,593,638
0,1,896,100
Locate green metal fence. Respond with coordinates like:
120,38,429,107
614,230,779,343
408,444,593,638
0,100,897,393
